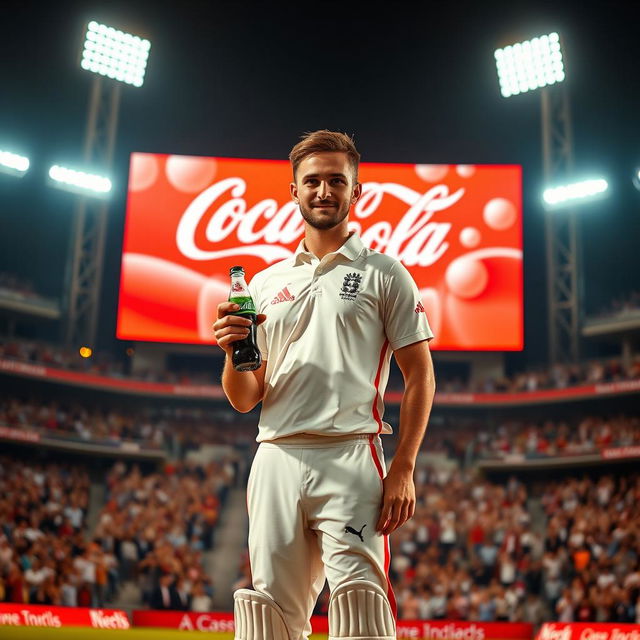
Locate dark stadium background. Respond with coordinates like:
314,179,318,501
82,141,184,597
1,0,640,632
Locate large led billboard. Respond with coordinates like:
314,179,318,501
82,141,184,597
117,154,522,350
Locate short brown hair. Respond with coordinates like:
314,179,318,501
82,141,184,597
289,130,361,182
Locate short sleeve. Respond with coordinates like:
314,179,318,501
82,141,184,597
383,260,434,351
248,277,268,360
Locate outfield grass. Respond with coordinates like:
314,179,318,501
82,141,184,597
0,627,328,639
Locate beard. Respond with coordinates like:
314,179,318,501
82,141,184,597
298,200,351,230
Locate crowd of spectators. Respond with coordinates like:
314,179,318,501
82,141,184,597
0,338,218,385
2,336,640,396
0,273,59,311
588,290,640,320
467,414,640,462
435,358,640,395
391,467,640,623
0,456,235,612
391,468,546,622
540,474,640,622
392,412,640,468
0,273,40,300
432,413,640,465
0,393,257,453
93,459,236,611
0,456,99,607
2,387,638,467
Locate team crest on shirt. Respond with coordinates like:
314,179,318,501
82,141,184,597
339,273,362,301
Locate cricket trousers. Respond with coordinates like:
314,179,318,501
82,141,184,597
246,434,396,640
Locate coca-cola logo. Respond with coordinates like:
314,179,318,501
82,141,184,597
176,178,460,266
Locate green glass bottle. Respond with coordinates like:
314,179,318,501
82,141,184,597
228,266,262,372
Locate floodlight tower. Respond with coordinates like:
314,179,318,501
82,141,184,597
495,33,578,365
65,21,150,349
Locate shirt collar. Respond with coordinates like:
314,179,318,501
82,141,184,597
294,232,365,263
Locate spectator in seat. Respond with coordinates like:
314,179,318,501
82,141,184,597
150,572,177,610
173,575,191,611
6,562,28,603
77,581,93,608
191,581,212,612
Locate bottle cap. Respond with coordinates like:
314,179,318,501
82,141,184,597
230,266,245,275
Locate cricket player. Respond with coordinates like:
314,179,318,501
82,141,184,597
213,130,436,640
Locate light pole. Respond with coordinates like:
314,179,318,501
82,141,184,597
494,32,580,365
65,21,150,349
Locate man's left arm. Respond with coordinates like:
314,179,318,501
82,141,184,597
375,339,435,536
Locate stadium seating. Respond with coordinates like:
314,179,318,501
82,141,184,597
0,456,234,611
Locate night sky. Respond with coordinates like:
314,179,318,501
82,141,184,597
1,0,638,368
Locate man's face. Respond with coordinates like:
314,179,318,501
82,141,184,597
290,152,361,231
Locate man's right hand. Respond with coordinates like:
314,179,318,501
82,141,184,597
212,301,266,356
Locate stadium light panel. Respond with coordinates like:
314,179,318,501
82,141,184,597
48,164,112,196
543,178,608,208
81,20,150,87
495,32,565,98
0,149,30,176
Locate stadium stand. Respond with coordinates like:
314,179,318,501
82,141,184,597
587,289,640,320
0,456,92,606
0,455,234,612
1,334,639,621
391,468,640,623
0,272,61,321
0,391,257,454
2,335,639,393
421,414,640,465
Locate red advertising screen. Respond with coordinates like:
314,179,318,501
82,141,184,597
117,154,522,350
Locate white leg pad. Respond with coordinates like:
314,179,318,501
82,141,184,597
233,589,291,640
328,580,396,640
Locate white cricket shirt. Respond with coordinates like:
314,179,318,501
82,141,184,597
248,232,433,441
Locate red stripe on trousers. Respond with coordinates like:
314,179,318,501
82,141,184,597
368,434,398,620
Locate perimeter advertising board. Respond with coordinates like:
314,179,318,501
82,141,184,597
537,623,640,640
118,154,522,350
133,610,533,639
0,603,130,629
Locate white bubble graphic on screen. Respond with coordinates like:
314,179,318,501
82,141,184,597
166,156,217,193
445,256,490,299
456,165,476,178
460,227,481,248
483,198,517,230
415,164,449,182
129,153,159,191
